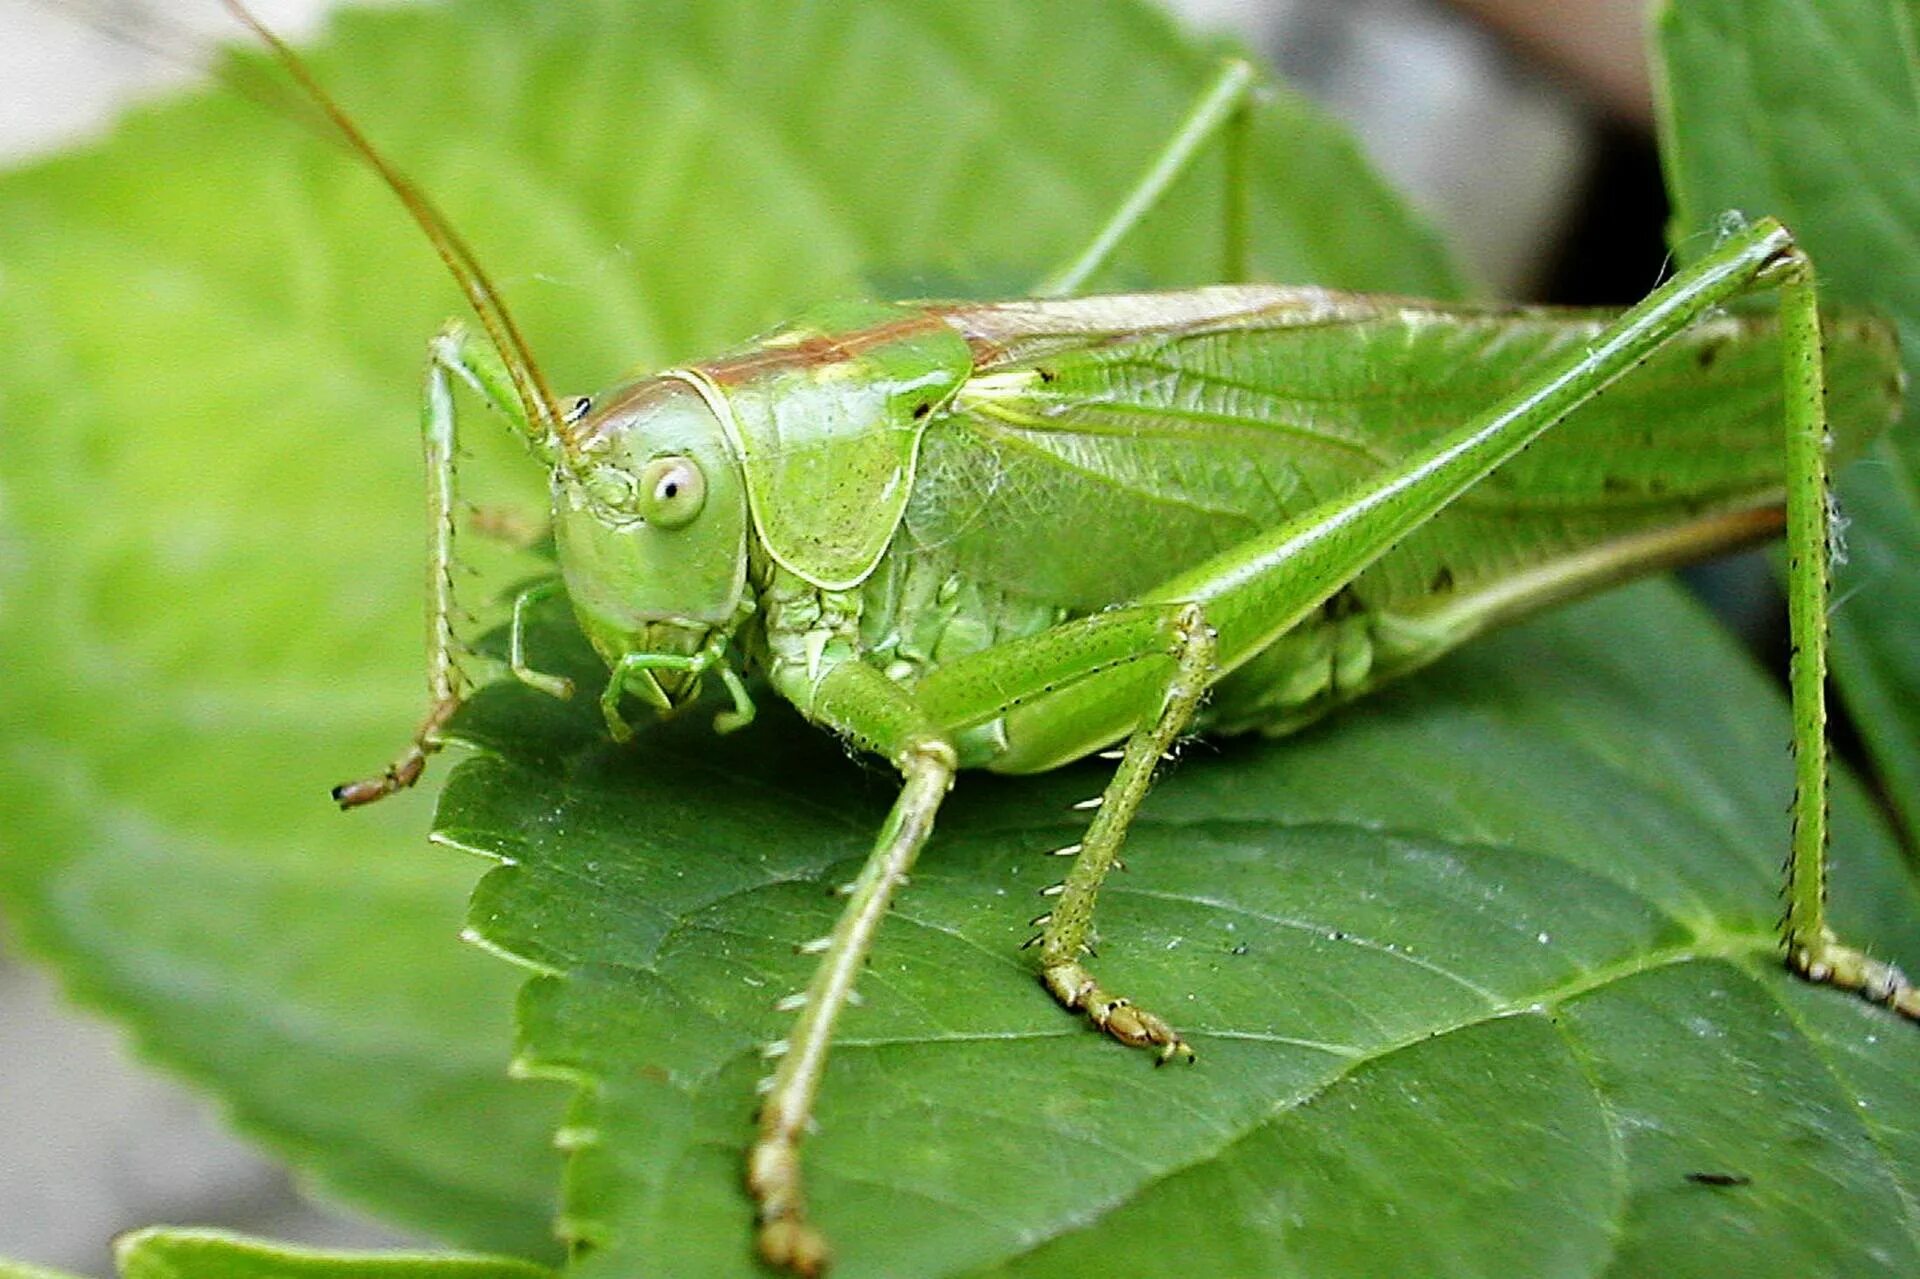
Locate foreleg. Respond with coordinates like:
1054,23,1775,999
333,323,538,808
750,660,957,1275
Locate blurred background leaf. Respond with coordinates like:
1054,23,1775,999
109,1230,554,1279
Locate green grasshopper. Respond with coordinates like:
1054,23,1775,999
221,4,1912,1272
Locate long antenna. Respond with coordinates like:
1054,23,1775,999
218,0,563,442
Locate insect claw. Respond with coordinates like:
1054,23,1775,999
333,753,426,810
757,1217,830,1277
774,993,808,1012
330,776,392,809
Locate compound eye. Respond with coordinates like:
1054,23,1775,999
638,455,706,529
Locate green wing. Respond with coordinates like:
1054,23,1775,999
911,287,1900,619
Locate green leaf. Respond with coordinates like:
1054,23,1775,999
113,1230,554,1279
448,584,1920,1277
1655,0,1920,844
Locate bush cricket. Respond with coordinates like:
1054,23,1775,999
200,2,1914,1271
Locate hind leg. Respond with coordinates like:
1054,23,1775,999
1035,57,1258,296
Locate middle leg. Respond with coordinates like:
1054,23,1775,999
333,322,533,808
913,602,1228,1059
1036,603,1214,1062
